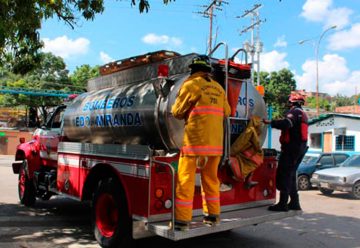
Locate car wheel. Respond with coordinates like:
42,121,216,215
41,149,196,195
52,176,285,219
319,188,334,196
297,175,310,190
92,178,132,248
18,160,36,207
351,181,360,199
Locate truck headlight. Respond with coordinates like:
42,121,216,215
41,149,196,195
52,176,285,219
312,174,319,179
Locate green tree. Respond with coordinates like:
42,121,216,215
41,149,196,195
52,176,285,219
256,69,296,118
70,64,100,92
306,96,330,111
332,94,354,107
0,0,174,74
1,52,74,123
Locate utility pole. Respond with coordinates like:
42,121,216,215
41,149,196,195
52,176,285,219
355,86,358,114
238,4,265,85
195,0,228,54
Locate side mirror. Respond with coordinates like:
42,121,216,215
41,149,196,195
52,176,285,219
315,162,322,167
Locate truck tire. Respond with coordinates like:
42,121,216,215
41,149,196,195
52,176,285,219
351,181,360,199
297,175,311,190
92,178,132,248
319,188,334,196
18,160,36,207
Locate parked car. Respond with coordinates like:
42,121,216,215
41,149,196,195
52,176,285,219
297,152,350,190
310,154,360,199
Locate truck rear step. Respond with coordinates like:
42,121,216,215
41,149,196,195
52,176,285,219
147,206,301,241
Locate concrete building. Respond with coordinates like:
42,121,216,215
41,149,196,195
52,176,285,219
307,114,360,154
264,113,360,155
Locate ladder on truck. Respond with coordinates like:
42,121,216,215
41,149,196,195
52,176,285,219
147,42,300,241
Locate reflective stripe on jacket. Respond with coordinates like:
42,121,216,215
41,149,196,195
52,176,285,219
171,71,231,156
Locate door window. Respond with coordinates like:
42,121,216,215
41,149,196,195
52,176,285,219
318,155,333,167
334,154,349,164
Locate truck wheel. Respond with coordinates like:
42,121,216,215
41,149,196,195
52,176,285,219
351,181,360,199
92,178,132,248
18,160,36,207
319,188,334,196
297,175,310,190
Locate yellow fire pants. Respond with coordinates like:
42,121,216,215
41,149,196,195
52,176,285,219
175,156,221,223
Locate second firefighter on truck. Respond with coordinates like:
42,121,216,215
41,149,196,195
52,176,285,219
171,55,231,231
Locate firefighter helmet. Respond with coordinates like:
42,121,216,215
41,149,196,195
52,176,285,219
189,55,212,72
288,93,305,104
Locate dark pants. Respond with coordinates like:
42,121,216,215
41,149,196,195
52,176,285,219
276,143,307,201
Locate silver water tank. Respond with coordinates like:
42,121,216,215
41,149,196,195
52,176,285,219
63,54,267,151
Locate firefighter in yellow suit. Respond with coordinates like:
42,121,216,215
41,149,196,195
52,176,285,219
171,55,231,231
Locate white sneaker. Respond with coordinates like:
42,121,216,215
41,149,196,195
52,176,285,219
219,183,232,192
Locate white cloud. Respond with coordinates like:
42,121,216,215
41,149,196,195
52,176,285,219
258,50,289,73
325,8,352,30
328,23,360,50
295,53,358,96
99,51,114,64
142,33,182,46
301,0,331,22
42,36,90,59
300,0,352,29
274,36,287,48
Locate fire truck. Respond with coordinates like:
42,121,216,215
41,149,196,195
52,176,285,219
11,43,299,248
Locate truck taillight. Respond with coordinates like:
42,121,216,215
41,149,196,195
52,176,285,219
155,188,164,198
158,64,169,77
154,200,164,210
19,137,25,144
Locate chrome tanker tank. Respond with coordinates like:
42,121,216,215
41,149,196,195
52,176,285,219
63,52,267,151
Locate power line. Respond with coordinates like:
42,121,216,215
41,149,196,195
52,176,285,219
236,4,265,86
194,0,228,54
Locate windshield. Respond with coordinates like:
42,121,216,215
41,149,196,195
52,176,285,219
302,155,318,164
341,155,360,168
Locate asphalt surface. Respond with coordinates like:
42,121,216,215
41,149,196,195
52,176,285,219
0,155,359,248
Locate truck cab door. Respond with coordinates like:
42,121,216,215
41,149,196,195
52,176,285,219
38,106,66,167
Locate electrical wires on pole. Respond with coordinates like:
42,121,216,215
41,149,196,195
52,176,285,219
237,4,265,86
194,0,228,54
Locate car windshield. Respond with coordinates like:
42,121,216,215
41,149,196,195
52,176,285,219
302,155,319,164
341,155,360,168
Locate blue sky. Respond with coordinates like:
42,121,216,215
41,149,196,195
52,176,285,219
40,0,360,97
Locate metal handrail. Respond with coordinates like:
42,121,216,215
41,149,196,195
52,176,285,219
230,48,248,63
150,159,176,231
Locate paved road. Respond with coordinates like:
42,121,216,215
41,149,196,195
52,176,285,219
1,155,359,248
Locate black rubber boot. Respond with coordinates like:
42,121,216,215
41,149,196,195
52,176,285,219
288,194,302,210
268,191,289,212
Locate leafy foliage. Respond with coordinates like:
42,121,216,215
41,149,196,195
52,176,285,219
306,96,331,111
0,0,174,74
1,53,75,122
256,69,296,118
70,64,100,92
332,94,354,107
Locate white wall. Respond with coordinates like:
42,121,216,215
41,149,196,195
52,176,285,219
263,127,281,151
309,115,360,153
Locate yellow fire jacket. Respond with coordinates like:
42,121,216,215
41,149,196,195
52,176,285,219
230,116,264,177
172,71,231,156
